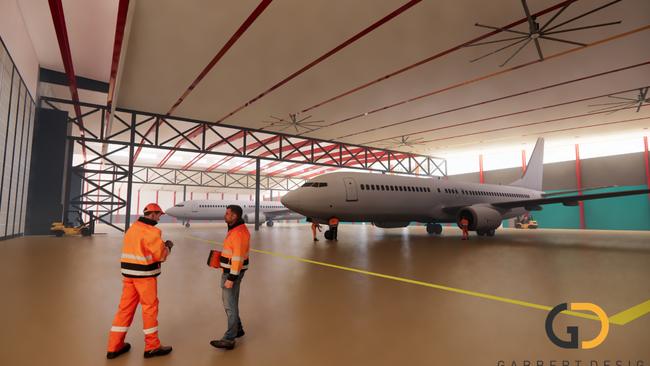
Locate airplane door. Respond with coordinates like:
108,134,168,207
343,177,358,201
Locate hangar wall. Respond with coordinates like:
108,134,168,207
449,151,650,230
0,38,36,240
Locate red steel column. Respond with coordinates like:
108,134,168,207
479,154,485,184
221,192,224,200
643,136,650,198
575,144,585,229
521,149,527,173
236,193,239,200
156,190,159,203
206,192,210,200
190,192,194,200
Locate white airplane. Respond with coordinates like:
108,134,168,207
165,199,303,228
280,138,650,240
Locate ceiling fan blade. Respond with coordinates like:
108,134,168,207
539,1,574,32
544,0,622,33
533,38,544,61
475,23,528,36
539,35,586,47
470,37,529,63
500,37,532,67
464,35,528,47
543,21,621,36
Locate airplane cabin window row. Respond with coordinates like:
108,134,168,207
441,188,530,199
360,184,431,193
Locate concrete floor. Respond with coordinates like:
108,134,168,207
0,223,649,365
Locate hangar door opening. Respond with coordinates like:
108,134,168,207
343,177,358,202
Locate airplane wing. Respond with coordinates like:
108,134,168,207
443,188,650,214
493,188,650,210
541,185,616,197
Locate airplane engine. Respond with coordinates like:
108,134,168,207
373,221,410,228
457,206,502,231
243,213,267,224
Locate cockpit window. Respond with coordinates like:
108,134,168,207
302,182,327,187
174,204,184,207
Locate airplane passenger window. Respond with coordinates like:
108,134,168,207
302,183,313,187
360,185,365,190
381,185,385,191
437,188,441,193
371,184,376,190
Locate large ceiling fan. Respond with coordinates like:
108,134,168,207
261,113,327,134
466,0,622,67
588,87,650,114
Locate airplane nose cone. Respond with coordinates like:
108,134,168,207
281,191,298,209
166,207,177,216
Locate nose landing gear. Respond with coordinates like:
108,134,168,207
426,223,443,235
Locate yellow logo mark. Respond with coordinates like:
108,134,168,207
570,303,609,349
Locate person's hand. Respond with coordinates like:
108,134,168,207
224,280,234,289
165,240,174,250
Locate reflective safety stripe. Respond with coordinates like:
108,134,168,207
143,327,158,335
111,326,129,332
219,263,248,269
121,268,161,276
231,256,242,261
221,249,233,255
230,270,239,275
121,253,153,262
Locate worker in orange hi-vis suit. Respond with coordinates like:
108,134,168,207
311,221,322,242
328,217,339,241
459,217,470,241
106,203,174,359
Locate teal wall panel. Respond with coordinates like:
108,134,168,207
584,185,650,230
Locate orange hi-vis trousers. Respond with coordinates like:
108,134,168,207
107,277,161,352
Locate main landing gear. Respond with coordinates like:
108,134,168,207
426,223,443,235
476,229,496,237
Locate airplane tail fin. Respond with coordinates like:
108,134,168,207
510,138,544,191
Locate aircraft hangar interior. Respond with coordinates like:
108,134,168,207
0,0,649,365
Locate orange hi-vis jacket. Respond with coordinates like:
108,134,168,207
220,220,250,281
329,217,339,226
120,217,169,278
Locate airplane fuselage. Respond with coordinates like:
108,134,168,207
281,172,541,225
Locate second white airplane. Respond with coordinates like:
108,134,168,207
165,199,303,227
280,138,650,239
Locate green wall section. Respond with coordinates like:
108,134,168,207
584,185,650,231
508,185,650,231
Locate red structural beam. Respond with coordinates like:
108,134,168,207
216,0,422,124
48,0,87,159
479,154,485,184
358,58,650,144
300,0,582,116
153,0,421,167
171,131,244,169
575,144,585,230
106,0,129,112
277,148,410,178
521,149,527,174
135,0,272,164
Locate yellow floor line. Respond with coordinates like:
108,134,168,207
185,235,648,326
608,300,650,325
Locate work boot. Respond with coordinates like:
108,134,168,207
106,343,131,359
143,345,173,358
210,339,236,350
236,329,245,338
313,238,318,242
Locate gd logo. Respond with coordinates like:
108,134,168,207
545,303,609,349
